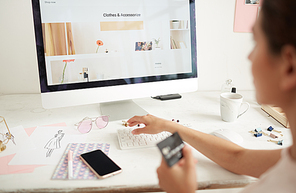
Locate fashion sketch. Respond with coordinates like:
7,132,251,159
44,130,65,157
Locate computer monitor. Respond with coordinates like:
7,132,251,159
31,0,198,120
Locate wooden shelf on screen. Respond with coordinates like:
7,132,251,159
261,104,290,128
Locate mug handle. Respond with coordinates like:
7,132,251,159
237,102,250,118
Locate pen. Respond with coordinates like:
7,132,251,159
68,150,73,179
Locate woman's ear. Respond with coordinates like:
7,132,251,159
280,45,296,91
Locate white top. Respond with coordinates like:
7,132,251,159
241,147,296,193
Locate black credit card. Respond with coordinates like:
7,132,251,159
157,132,184,167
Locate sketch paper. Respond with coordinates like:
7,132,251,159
24,126,37,137
9,126,88,165
24,123,67,137
42,122,68,127
0,153,44,175
0,125,35,158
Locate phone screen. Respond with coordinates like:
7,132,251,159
80,149,121,178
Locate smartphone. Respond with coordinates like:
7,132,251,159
80,149,122,179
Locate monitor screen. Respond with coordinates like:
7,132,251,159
31,0,198,119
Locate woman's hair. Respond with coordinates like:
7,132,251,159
261,0,296,54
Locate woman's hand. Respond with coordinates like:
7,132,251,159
127,114,173,135
157,145,197,193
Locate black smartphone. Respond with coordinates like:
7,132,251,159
80,149,122,179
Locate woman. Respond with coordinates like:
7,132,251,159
127,0,296,192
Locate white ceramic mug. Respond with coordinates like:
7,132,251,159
220,93,250,122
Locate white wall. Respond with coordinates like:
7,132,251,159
196,0,255,92
0,0,255,94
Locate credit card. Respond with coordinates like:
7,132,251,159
157,132,184,167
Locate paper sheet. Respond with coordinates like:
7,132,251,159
233,0,260,33
0,125,35,157
0,154,44,175
9,125,88,165
24,126,37,137
24,123,67,137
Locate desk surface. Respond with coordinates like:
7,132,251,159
0,91,292,192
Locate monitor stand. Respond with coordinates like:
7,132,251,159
100,100,148,121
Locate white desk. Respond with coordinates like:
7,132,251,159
0,91,292,192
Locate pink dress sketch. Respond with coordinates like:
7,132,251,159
44,130,65,157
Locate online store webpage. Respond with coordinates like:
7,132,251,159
39,0,192,85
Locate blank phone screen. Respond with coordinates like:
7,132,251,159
80,150,121,176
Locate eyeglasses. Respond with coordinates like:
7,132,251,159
75,116,109,133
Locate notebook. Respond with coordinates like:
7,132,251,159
51,143,110,180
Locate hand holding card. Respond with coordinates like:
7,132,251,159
156,134,197,193
157,132,185,167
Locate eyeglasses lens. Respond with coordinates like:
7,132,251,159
95,116,109,129
78,119,92,133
